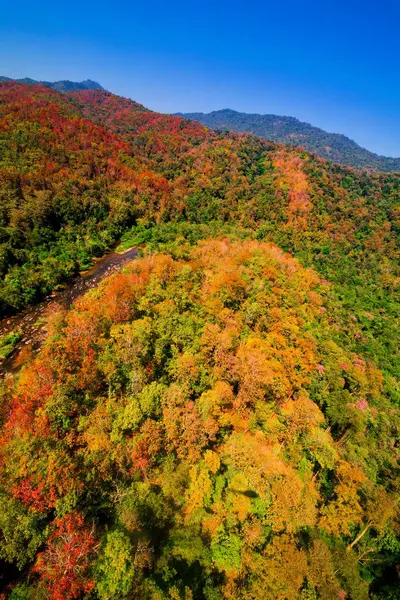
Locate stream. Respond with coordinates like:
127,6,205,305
0,247,138,374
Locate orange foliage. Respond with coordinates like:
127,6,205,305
273,151,310,224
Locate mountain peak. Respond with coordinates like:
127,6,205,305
215,108,240,114
80,79,104,89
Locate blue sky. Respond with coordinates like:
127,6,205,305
1,0,400,156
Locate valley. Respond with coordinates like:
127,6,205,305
0,246,138,373
0,80,398,600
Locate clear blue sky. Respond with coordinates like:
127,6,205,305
1,0,400,156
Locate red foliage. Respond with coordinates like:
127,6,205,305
34,513,98,600
3,366,54,437
11,476,50,512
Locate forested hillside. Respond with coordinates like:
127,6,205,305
177,108,400,172
0,82,399,599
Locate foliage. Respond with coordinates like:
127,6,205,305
34,513,98,600
0,240,398,598
0,81,399,598
0,329,22,359
178,108,400,171
95,530,135,599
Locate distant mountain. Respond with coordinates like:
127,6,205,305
0,75,104,92
176,108,400,172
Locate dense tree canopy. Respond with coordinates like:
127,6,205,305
1,240,399,599
0,82,399,598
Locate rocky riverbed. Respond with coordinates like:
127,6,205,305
0,247,138,374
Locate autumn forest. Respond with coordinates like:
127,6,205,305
0,81,399,600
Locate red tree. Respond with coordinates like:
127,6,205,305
34,513,98,600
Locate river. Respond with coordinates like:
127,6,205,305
0,247,138,374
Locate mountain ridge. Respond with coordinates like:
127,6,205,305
176,107,400,171
3,75,400,171
0,75,104,92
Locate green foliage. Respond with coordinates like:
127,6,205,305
8,583,31,600
0,328,22,359
95,530,135,599
211,529,242,573
0,495,48,568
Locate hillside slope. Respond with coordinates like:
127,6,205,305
1,239,399,600
177,108,400,171
0,82,399,599
0,83,399,371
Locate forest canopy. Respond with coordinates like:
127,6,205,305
0,82,399,599
0,239,399,599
